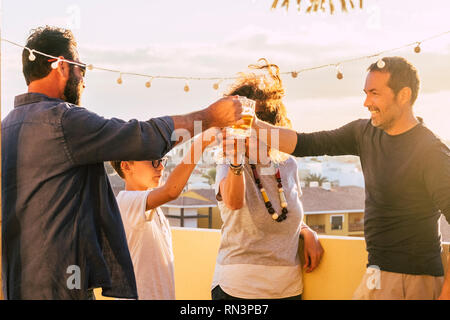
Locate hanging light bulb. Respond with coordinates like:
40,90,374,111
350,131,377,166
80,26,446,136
117,73,123,85
51,59,61,69
414,42,421,53
336,64,343,80
213,79,223,90
184,81,190,93
145,77,153,88
376,59,386,69
28,49,36,61
87,64,94,71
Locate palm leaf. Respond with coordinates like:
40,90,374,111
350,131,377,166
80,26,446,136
329,0,335,14
271,0,362,14
313,0,319,12
271,0,279,10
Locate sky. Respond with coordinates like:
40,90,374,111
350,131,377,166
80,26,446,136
2,0,450,139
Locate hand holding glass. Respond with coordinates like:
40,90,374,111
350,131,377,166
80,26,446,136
228,96,256,138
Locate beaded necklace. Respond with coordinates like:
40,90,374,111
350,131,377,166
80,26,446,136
250,163,288,222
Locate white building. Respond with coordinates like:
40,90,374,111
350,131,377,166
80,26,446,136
296,156,364,188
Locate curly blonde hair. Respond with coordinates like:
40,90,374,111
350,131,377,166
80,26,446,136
225,58,291,163
225,58,292,129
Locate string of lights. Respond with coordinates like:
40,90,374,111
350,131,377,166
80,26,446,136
1,29,450,91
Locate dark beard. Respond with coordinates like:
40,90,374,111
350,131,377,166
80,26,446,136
63,67,82,105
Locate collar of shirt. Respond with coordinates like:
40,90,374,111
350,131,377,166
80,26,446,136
14,92,64,108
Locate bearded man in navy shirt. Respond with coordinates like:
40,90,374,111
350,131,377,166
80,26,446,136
2,26,242,300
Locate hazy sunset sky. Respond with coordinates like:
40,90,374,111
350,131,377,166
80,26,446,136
2,0,450,139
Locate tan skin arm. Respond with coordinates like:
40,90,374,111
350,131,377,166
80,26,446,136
251,117,298,155
145,129,218,211
300,223,325,273
170,96,242,146
220,169,245,211
219,132,246,211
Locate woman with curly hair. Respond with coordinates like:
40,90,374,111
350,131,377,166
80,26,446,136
212,59,324,300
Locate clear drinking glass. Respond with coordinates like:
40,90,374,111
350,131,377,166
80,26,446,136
228,96,256,138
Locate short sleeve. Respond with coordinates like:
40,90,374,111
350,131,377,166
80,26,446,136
116,190,152,228
215,163,229,202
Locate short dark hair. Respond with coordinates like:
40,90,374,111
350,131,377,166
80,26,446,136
367,56,420,105
22,26,77,85
110,161,125,179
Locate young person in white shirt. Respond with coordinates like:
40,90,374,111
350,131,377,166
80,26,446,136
110,130,217,300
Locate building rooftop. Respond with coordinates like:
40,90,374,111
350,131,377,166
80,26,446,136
300,186,365,213
163,189,217,208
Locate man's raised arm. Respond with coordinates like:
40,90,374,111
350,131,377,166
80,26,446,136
252,117,299,154
252,117,361,157
171,96,243,144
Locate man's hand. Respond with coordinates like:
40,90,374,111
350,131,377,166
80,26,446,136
206,96,243,128
301,227,324,273
251,116,298,155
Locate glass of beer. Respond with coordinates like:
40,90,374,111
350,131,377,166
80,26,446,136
228,96,256,138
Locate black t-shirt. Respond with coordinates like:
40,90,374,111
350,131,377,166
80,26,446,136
293,119,450,276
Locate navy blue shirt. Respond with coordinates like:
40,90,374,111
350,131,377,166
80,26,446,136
2,93,175,299
293,119,450,276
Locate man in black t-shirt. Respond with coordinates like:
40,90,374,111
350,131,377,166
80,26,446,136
251,57,450,300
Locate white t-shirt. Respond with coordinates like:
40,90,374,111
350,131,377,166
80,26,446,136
116,190,175,300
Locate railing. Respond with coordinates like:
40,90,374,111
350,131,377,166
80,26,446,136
95,228,449,300
309,224,326,234
349,222,364,232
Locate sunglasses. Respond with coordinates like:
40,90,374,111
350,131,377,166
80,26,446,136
48,58,87,77
151,157,168,168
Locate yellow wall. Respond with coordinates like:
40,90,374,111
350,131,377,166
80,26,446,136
305,214,325,226
349,212,364,224
197,207,223,230
172,228,221,300
95,228,449,300
300,236,367,299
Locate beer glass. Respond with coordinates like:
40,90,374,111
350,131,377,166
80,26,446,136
228,96,256,138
